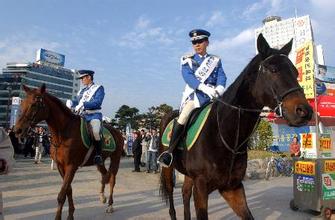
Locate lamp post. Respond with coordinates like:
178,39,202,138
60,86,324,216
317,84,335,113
5,84,12,129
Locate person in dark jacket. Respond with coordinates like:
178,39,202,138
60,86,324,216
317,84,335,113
132,131,142,172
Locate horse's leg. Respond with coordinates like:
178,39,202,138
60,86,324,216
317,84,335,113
160,167,176,220
193,176,209,220
219,183,254,220
66,185,75,220
182,176,193,220
97,164,108,204
55,165,77,220
106,170,116,213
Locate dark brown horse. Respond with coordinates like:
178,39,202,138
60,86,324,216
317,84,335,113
14,84,124,220
160,34,313,220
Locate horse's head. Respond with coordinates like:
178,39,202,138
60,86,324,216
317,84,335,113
14,84,49,137
253,34,313,127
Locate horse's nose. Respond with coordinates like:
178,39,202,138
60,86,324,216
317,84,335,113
295,104,313,120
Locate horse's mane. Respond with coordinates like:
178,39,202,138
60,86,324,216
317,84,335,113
44,92,78,118
221,54,262,104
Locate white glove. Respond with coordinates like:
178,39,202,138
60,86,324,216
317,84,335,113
74,103,84,113
66,99,73,109
198,83,216,99
215,85,225,97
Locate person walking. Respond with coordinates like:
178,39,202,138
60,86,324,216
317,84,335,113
33,127,44,164
132,131,142,172
158,29,227,167
147,129,159,173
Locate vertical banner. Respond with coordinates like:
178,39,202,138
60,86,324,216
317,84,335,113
9,97,21,128
295,41,315,99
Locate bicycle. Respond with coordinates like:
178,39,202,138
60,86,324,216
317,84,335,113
265,154,293,180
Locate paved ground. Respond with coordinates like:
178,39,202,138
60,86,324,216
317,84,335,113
0,156,330,220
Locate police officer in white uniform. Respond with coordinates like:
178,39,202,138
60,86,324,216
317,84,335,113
158,29,227,167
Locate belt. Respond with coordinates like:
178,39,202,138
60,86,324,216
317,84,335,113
84,109,101,114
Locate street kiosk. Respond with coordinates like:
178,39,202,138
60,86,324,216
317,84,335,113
290,132,335,219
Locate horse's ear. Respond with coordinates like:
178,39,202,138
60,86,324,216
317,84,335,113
40,84,46,94
22,85,31,93
257,33,271,58
280,38,293,55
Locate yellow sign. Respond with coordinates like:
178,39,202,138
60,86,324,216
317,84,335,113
301,133,313,149
320,135,332,151
324,160,335,173
295,161,315,175
295,41,315,99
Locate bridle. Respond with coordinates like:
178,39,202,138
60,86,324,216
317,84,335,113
22,95,45,127
214,53,302,184
215,54,303,116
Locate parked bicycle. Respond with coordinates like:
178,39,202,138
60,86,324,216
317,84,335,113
265,154,293,180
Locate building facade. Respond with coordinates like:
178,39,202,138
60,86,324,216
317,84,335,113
254,15,319,62
0,49,80,128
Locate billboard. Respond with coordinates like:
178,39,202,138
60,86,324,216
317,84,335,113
315,64,335,96
36,48,65,66
295,41,315,99
9,97,21,128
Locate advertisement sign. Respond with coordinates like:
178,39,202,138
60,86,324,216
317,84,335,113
295,41,315,99
294,15,313,48
36,48,65,66
296,175,315,192
295,161,316,176
324,160,335,173
9,97,21,128
315,64,335,96
272,124,310,152
322,174,335,200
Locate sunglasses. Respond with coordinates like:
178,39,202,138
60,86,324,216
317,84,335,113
192,39,206,45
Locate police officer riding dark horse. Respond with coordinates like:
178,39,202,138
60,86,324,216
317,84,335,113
158,29,227,167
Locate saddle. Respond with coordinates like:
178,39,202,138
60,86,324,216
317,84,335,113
80,118,116,152
161,102,213,150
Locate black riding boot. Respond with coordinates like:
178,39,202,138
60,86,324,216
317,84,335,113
158,120,184,167
94,140,103,165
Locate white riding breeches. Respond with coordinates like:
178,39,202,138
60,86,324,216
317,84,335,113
90,119,101,141
177,101,196,125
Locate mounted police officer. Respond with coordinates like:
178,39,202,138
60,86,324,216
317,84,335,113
158,29,227,167
68,70,105,165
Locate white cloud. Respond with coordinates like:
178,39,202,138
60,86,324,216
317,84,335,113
242,0,285,19
118,16,173,49
0,36,60,67
210,28,255,50
205,11,225,27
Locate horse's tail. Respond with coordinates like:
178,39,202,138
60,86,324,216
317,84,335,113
159,110,179,204
159,167,174,204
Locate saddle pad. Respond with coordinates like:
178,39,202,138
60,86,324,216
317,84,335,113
80,118,116,152
161,103,212,150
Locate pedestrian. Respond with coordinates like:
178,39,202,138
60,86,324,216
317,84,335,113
23,128,35,158
68,69,105,165
141,129,150,167
132,131,142,172
33,127,44,164
158,29,227,167
147,129,159,173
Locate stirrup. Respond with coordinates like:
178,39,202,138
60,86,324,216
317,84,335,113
94,155,103,165
157,151,173,168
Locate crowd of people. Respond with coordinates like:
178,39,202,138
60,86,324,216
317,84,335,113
6,126,51,164
123,129,160,173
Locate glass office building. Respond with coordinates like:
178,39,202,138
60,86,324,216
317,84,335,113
0,50,80,128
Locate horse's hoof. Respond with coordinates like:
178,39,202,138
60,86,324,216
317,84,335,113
100,195,107,204
67,216,74,220
106,205,114,213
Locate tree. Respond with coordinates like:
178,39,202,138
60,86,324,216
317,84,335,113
114,105,140,131
248,119,273,150
142,104,173,130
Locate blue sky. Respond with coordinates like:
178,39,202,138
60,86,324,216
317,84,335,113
0,0,334,117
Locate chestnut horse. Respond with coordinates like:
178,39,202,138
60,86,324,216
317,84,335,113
159,34,313,220
14,85,124,220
